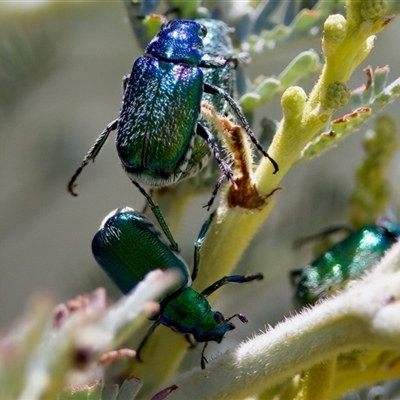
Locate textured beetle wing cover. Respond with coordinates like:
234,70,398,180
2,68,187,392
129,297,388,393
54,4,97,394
117,57,203,184
92,210,190,296
295,226,394,306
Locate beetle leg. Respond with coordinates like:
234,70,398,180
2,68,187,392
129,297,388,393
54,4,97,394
236,51,251,66
289,269,304,288
185,334,197,349
201,342,209,369
199,50,249,69
136,319,161,363
192,212,216,281
200,58,228,69
204,83,279,174
294,225,354,248
203,175,224,211
201,273,263,297
141,187,154,214
196,122,234,200
131,181,179,252
67,118,118,196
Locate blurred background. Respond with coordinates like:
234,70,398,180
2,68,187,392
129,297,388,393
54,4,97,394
0,1,399,372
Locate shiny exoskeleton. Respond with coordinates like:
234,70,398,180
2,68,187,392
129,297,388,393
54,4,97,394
290,221,400,307
199,18,237,118
68,19,278,205
190,18,241,191
92,207,263,368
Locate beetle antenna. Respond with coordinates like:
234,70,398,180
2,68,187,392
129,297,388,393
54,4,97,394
225,313,248,324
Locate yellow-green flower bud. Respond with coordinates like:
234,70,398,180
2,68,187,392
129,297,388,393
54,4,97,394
281,86,307,121
360,0,388,20
324,14,348,44
320,81,350,110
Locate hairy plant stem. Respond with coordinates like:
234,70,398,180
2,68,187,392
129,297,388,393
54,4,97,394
132,0,393,393
162,241,400,400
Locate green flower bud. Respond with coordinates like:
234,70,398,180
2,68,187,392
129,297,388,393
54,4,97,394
281,86,307,121
324,14,348,44
320,81,350,109
360,0,388,20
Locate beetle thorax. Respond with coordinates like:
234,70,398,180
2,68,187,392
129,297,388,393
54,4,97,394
160,287,235,343
145,20,205,65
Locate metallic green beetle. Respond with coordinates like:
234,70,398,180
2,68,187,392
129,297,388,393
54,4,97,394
290,220,400,307
92,207,263,368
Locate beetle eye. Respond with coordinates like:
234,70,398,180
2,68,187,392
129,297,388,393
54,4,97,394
200,25,207,37
214,311,224,324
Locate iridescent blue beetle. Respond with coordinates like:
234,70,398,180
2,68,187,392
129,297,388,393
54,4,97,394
92,207,263,368
68,19,278,205
290,220,400,307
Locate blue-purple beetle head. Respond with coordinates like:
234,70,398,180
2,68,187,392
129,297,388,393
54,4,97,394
145,19,206,65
